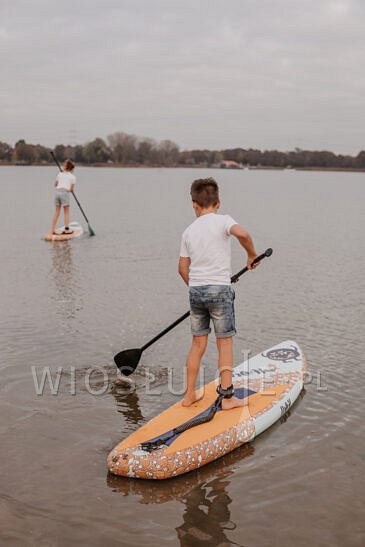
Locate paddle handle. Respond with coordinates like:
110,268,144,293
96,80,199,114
50,151,63,172
141,248,272,351
231,248,273,283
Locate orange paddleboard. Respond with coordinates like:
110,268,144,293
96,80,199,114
44,221,83,241
108,341,306,479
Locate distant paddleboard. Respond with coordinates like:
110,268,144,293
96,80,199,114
108,340,306,479
44,221,83,241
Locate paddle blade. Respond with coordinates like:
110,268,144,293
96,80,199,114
88,224,95,237
114,348,143,375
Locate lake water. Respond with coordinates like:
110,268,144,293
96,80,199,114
0,166,364,546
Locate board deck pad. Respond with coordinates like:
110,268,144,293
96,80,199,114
108,340,305,479
44,221,83,241
143,387,256,449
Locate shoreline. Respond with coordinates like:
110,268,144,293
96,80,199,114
0,162,364,173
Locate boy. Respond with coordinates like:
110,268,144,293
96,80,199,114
178,178,259,410
49,159,76,236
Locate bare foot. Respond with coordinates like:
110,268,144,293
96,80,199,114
221,396,246,410
182,393,201,407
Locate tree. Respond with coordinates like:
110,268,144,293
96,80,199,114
188,149,210,165
73,145,85,163
83,138,111,163
136,138,157,164
14,140,36,163
178,150,195,165
0,141,12,161
34,144,51,162
107,132,138,163
207,150,223,165
355,151,365,168
54,144,67,162
157,139,180,165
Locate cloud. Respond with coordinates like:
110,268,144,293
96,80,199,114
0,0,364,153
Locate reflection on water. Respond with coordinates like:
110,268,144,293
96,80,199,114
48,241,83,321
107,444,254,546
111,381,145,426
175,475,240,547
279,387,306,425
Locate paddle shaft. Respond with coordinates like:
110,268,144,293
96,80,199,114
50,152,92,225
141,249,270,352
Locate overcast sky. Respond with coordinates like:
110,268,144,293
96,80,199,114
1,0,364,153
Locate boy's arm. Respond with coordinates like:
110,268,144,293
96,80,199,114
70,175,75,192
230,224,259,269
178,256,190,285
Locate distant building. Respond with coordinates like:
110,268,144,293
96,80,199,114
220,160,243,169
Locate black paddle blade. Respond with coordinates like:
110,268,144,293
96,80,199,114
114,348,143,375
88,224,96,237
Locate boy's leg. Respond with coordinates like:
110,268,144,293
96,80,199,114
210,286,244,409
217,336,234,389
183,335,208,407
217,337,246,409
50,205,61,234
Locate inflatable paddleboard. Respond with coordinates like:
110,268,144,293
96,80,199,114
108,340,306,479
44,221,83,241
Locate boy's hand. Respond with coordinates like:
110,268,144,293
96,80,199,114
230,225,259,269
247,254,260,270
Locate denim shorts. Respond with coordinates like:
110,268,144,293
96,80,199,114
189,285,236,338
54,189,70,206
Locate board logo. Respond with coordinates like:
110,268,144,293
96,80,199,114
262,345,300,363
280,399,291,416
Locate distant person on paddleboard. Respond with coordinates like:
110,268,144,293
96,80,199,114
179,177,259,409
48,159,76,236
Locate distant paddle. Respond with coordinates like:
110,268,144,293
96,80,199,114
50,151,95,237
114,248,273,375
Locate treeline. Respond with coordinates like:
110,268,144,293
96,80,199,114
0,133,180,166
1,132,365,169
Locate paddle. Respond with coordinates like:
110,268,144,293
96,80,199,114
114,248,273,375
50,151,95,236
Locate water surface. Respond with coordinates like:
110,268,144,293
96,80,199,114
0,166,364,546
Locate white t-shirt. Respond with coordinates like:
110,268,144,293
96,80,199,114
180,213,237,286
56,172,76,191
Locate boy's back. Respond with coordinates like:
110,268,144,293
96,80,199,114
180,212,236,287
179,177,259,410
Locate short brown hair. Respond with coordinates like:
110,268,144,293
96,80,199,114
190,177,219,208
64,159,75,171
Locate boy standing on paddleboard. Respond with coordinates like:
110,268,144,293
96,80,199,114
179,178,259,409
49,159,76,236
